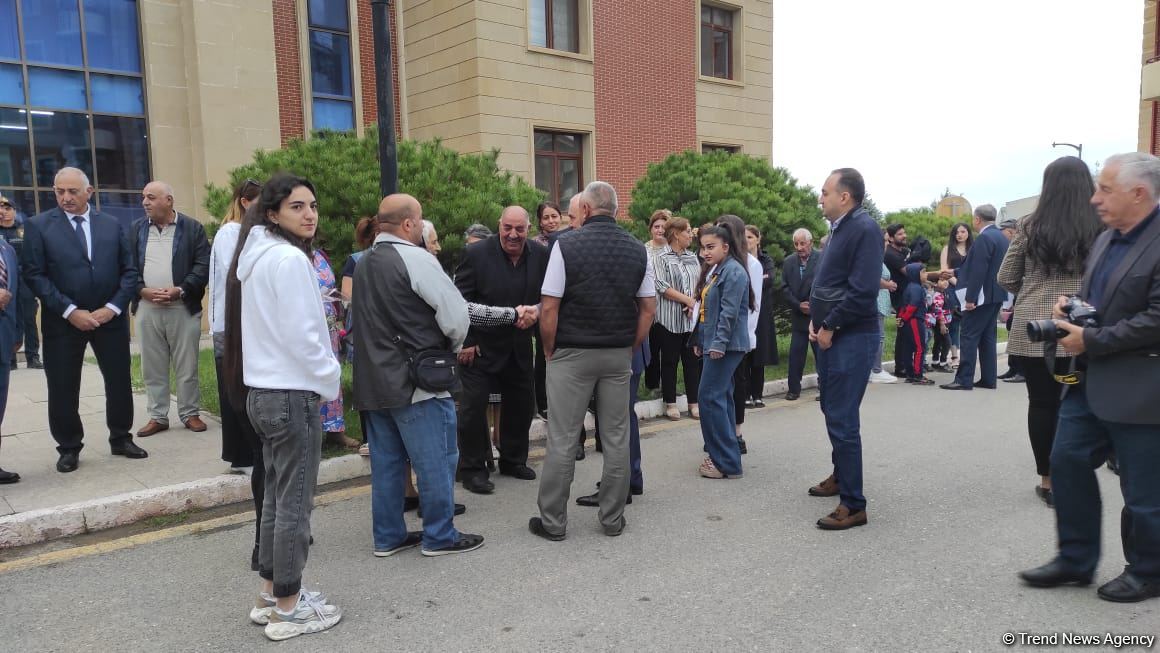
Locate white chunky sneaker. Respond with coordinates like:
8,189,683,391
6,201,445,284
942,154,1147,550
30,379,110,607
250,589,333,628
868,370,898,384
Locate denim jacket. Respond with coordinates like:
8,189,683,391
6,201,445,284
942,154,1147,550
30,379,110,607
697,257,750,354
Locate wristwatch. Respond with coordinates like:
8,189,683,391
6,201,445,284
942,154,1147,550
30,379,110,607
178,287,186,300
821,319,836,332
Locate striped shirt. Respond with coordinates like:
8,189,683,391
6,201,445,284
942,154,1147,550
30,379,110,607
653,245,702,333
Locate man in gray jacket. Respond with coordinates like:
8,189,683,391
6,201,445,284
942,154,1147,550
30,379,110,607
351,194,483,558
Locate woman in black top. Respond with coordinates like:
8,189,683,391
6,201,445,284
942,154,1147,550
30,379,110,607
940,222,972,366
745,225,778,406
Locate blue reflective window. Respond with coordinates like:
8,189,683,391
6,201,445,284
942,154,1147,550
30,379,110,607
32,110,94,187
98,191,143,230
28,67,87,110
308,0,348,31
83,0,142,72
0,107,32,186
0,0,19,61
91,74,142,114
312,98,353,132
0,188,36,221
309,31,352,98
92,115,147,189
0,64,24,105
21,0,84,67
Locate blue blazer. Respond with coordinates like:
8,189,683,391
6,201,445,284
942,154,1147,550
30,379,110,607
956,225,1009,307
0,239,21,363
20,208,137,331
697,257,750,354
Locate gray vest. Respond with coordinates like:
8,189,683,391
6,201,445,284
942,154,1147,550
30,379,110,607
556,216,648,349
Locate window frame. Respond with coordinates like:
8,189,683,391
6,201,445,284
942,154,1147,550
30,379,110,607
0,0,151,220
701,6,733,80
526,0,592,61
697,1,745,87
533,128,585,208
701,142,742,155
299,0,363,136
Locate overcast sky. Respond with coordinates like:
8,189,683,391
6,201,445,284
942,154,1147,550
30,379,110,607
771,0,1144,212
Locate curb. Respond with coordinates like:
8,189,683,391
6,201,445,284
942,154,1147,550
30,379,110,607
0,342,1006,549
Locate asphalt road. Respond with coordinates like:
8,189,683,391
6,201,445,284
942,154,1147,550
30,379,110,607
1,374,1155,652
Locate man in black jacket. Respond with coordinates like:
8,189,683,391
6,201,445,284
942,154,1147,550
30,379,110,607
127,181,210,437
781,228,819,400
454,206,548,494
1019,152,1160,603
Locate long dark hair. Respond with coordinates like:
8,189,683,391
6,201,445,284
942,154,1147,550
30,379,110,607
714,214,756,310
696,225,755,311
1023,156,1102,275
946,222,973,257
221,173,318,401
535,201,560,230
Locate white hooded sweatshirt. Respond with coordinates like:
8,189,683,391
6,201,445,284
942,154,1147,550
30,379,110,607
236,226,341,401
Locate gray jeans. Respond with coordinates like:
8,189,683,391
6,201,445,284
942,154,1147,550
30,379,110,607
136,301,202,422
537,347,631,536
247,388,323,598
872,315,887,374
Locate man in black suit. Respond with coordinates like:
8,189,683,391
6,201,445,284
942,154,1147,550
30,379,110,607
1020,152,1160,603
21,167,147,472
781,228,819,400
454,206,549,494
941,204,1009,390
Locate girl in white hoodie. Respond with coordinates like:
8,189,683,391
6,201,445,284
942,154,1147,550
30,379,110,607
221,173,342,642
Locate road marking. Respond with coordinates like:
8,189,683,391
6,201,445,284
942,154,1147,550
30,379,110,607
0,485,371,576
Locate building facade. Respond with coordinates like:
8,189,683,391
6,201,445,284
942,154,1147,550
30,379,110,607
1140,0,1159,154
1,0,772,223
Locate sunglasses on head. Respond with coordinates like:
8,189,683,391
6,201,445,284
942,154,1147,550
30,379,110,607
0,202,11,209
242,178,262,191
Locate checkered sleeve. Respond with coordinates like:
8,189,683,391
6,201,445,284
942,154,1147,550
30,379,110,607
467,302,517,327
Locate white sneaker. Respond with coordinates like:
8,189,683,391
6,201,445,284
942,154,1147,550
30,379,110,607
263,591,342,641
250,589,330,626
869,370,898,384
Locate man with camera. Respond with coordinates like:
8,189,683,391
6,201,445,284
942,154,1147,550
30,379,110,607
1019,152,1160,603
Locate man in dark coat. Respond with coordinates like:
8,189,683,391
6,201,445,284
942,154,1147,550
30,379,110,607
781,228,820,400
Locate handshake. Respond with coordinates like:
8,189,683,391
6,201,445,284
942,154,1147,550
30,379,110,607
514,305,539,329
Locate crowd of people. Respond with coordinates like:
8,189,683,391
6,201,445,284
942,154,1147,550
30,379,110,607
1,149,1159,640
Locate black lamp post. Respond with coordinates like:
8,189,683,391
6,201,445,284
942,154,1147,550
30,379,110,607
1052,141,1083,161
371,0,398,197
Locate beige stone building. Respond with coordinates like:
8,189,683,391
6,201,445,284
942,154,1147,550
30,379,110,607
1,0,773,223
1140,0,1159,154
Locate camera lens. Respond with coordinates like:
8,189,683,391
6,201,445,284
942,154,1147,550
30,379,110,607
1026,319,1058,343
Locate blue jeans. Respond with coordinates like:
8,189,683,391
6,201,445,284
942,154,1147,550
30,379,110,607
630,371,643,491
953,303,1001,388
1051,386,1160,580
365,398,460,551
698,351,745,475
816,330,876,511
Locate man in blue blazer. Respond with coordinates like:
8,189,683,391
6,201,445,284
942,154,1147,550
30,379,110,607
21,167,148,472
0,235,22,483
941,204,1010,390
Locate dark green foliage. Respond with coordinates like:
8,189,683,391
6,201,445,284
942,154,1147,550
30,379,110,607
882,207,958,266
627,150,826,263
203,128,543,270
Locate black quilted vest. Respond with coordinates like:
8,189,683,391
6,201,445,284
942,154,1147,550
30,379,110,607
556,216,648,349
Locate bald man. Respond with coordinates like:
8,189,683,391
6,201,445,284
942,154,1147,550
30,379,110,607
127,180,210,437
22,167,146,472
453,205,549,494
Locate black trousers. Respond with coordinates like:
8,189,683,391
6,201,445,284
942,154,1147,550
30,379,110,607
787,328,818,394
18,284,39,359
1011,354,1062,477
656,325,700,405
534,334,547,414
457,352,534,477
931,327,950,364
42,315,134,453
643,323,664,390
732,352,750,426
748,354,766,401
216,354,258,468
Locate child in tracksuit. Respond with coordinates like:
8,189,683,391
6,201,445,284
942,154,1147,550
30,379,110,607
897,263,933,385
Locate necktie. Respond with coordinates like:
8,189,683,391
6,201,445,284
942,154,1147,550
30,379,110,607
0,248,7,289
73,215,88,259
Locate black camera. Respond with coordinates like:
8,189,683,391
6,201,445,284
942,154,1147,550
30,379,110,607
1027,297,1099,342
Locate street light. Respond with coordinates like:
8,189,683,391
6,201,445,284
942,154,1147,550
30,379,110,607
371,0,398,197
1052,141,1083,161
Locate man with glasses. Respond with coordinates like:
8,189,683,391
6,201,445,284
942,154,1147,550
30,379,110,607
21,168,147,473
0,194,40,369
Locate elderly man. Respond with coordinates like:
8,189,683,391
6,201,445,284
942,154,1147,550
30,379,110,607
781,228,820,400
941,204,1009,391
1019,152,1160,603
530,181,656,541
128,181,210,436
0,194,40,369
454,206,548,493
422,220,442,256
22,168,146,472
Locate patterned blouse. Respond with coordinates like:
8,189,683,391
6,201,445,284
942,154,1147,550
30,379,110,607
997,228,1084,358
654,245,703,334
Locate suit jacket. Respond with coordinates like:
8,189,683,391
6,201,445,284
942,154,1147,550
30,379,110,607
454,235,549,373
781,249,819,332
0,239,21,363
127,212,211,315
20,207,136,336
1077,213,1160,424
956,225,1008,307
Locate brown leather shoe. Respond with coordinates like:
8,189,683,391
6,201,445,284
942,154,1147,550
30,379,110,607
817,504,868,530
136,420,169,437
183,416,208,432
808,473,839,497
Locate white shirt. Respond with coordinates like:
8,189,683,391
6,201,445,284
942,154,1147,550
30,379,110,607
540,241,656,298
62,206,122,320
745,253,762,350
209,222,241,333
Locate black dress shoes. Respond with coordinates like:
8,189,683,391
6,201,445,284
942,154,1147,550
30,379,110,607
462,475,495,494
940,382,972,390
528,517,565,541
499,464,537,480
111,440,149,459
27,356,43,369
57,451,80,473
997,368,1016,380
1002,374,1026,384
975,382,997,389
1018,559,1092,588
0,467,20,484
576,492,632,507
1097,568,1160,603
785,392,800,401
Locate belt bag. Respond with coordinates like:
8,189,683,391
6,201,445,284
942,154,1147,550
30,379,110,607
810,286,847,327
408,349,459,392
